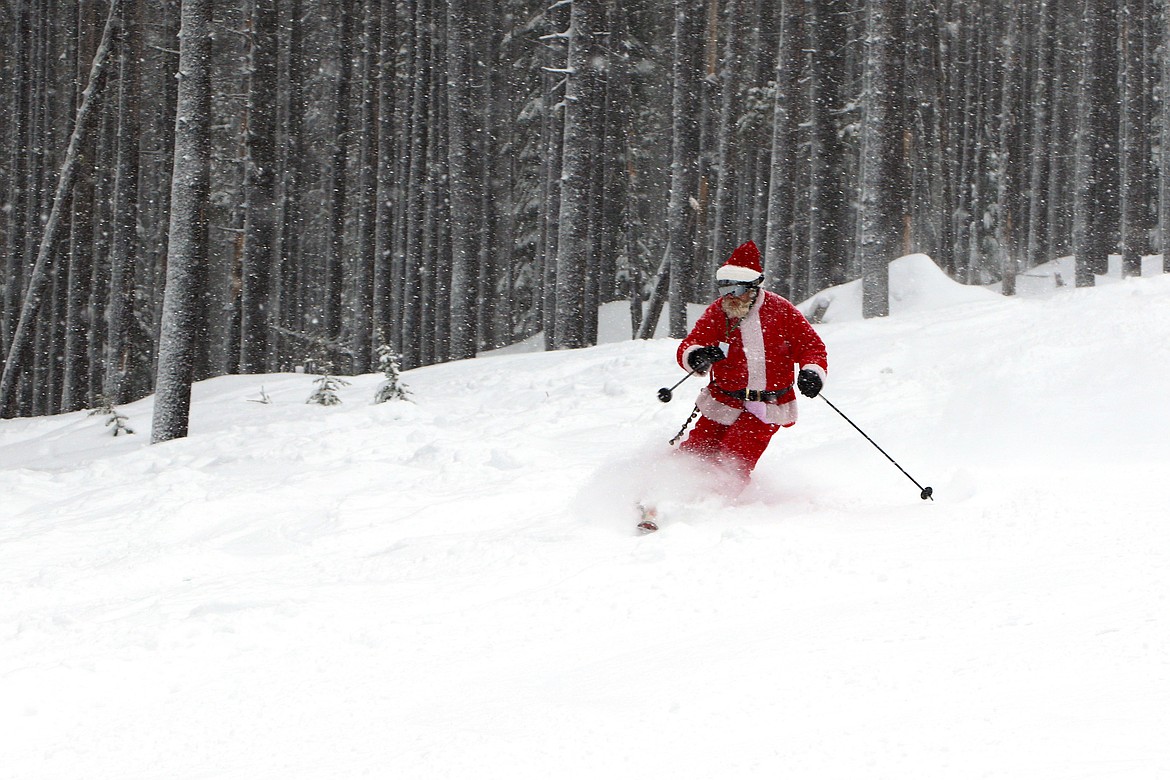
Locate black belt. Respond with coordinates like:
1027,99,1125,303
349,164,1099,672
718,385,792,402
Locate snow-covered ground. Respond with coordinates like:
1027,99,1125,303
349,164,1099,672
2,257,1168,779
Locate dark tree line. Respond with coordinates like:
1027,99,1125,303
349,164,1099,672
1,0,1168,426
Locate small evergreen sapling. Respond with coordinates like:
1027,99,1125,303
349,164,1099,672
374,345,411,403
88,396,135,436
307,364,350,406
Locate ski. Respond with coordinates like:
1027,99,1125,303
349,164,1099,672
636,503,659,534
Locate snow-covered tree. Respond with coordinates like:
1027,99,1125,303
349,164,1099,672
307,365,350,407
88,396,135,436
373,344,410,404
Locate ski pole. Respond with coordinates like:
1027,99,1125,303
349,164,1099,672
819,394,934,501
657,370,696,403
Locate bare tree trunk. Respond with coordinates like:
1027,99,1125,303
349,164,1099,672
239,0,278,373
372,0,397,354
105,0,140,403
1046,8,1077,263
477,0,509,351
709,0,738,284
323,0,353,341
61,0,100,413
350,0,378,373
806,0,848,296
1073,0,1117,287
665,0,702,338
900,0,938,268
419,13,445,365
1119,0,1151,279
399,0,428,367
635,245,671,340
763,0,800,295
997,3,1020,296
152,0,211,443
1,2,31,362
857,0,903,318
1162,0,1170,272
1025,0,1056,272
538,1,568,346
553,0,605,349
446,0,479,359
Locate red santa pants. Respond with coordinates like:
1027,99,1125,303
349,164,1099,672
679,410,780,480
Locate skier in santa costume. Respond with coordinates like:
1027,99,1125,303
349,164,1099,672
676,239,828,484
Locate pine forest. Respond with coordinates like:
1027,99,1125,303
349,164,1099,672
1,0,1167,432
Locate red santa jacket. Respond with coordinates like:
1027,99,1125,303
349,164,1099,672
677,290,828,428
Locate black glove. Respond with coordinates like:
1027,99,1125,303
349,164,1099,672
797,368,823,398
687,345,726,374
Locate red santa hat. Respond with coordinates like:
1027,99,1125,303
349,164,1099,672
715,240,764,283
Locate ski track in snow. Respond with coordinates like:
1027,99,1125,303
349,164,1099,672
2,258,1169,779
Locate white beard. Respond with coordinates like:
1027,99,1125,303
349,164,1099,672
721,294,753,320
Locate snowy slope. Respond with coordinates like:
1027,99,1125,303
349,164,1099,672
2,258,1169,779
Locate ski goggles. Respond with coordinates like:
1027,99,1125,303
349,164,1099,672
717,280,759,298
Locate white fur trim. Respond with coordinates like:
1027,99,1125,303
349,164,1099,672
681,343,704,371
695,387,741,426
765,399,798,427
740,296,767,392
716,265,765,283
